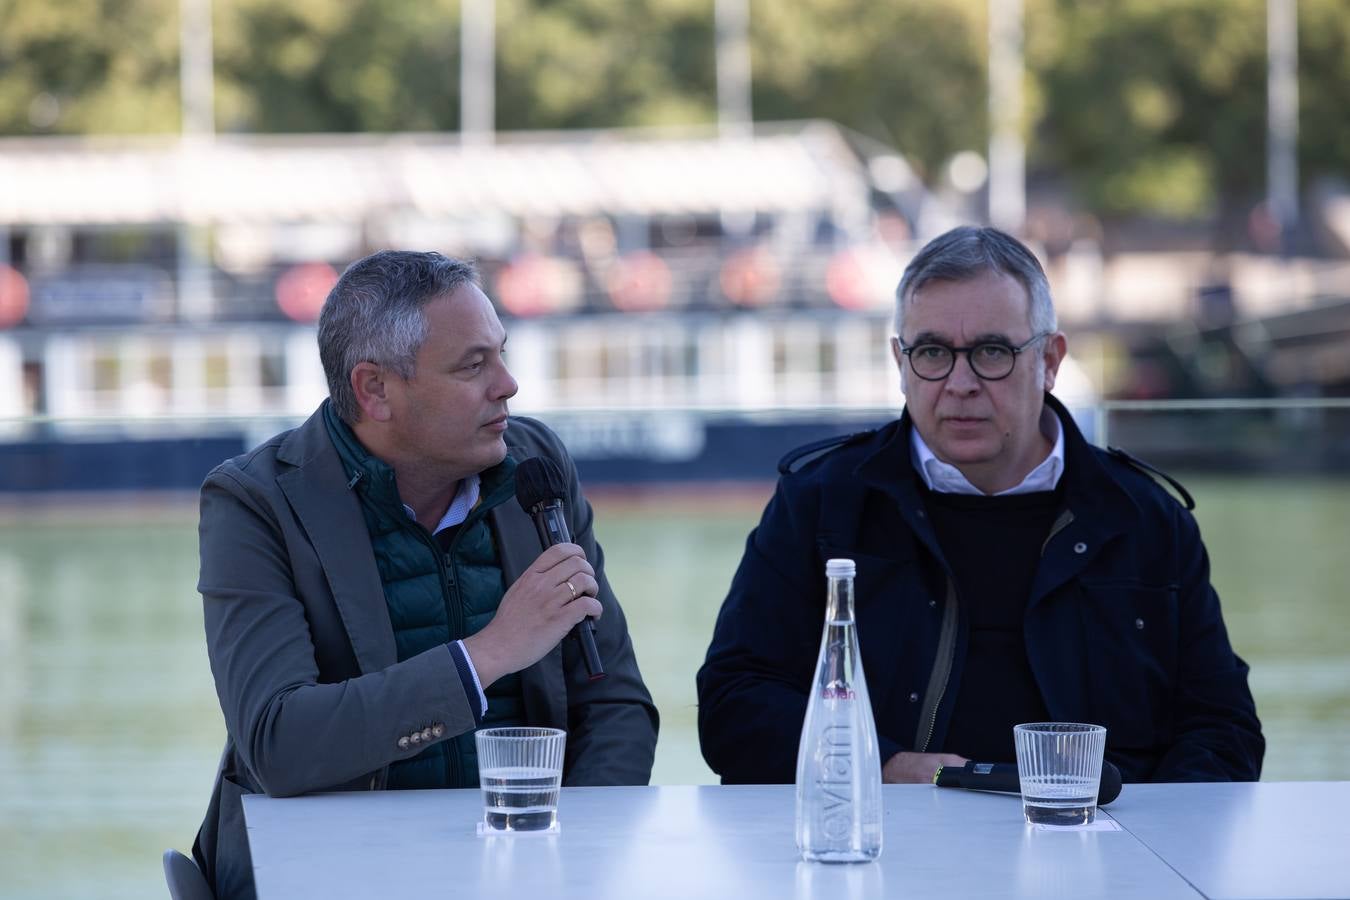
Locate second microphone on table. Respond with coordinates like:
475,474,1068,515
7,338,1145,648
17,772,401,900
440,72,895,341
934,759,1123,805
514,456,606,681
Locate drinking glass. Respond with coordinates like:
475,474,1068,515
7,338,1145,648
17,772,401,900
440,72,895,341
475,726,566,834
1013,722,1107,826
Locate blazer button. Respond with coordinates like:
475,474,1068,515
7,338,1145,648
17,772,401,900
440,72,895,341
909,692,919,703
421,727,433,742
397,736,410,750
1073,542,1088,554
1135,618,1145,630
431,724,445,737
410,732,423,745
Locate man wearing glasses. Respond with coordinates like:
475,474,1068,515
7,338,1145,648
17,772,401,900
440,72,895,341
697,226,1263,785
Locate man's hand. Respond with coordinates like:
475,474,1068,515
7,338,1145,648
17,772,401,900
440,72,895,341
883,751,969,784
462,542,603,688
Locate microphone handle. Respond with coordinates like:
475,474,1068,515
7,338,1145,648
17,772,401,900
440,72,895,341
935,760,1122,805
532,501,606,681
934,761,1021,794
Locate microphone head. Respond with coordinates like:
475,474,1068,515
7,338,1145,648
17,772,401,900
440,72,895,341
515,456,568,513
1097,761,1123,805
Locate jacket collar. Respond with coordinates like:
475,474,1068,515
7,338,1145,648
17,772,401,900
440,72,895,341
1044,391,1146,531
276,401,337,468
853,394,1138,575
856,393,1134,509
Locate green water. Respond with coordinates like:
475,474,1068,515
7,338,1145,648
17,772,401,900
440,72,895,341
0,477,1347,898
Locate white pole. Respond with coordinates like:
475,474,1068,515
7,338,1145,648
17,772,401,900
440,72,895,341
715,0,753,140
180,0,215,137
1267,0,1300,248
178,0,215,321
461,0,496,146
988,0,1025,234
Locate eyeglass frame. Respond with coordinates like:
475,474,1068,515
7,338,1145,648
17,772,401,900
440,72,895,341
894,331,1053,382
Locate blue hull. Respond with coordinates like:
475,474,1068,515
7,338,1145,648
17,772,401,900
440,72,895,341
0,415,888,493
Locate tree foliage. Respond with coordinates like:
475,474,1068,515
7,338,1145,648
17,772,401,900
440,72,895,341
751,0,987,182
1028,0,1270,218
495,0,714,129
0,0,1346,220
0,0,181,133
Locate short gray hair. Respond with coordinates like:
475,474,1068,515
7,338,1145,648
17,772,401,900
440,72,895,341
894,226,1056,338
318,250,479,424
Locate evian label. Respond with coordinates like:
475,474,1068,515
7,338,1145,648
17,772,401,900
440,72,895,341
816,725,854,839
821,678,855,701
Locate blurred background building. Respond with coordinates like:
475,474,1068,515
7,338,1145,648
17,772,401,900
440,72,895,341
0,0,1348,489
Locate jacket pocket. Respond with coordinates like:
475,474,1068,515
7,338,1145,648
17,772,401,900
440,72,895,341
1076,580,1179,750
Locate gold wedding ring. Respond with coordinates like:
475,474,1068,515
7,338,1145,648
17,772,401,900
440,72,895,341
565,580,578,600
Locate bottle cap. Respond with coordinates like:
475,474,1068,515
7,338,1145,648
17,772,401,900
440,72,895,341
825,558,856,578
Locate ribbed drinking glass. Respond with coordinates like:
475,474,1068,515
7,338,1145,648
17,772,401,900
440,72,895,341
1013,722,1107,826
475,726,566,834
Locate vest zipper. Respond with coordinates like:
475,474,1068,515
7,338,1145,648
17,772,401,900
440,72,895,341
444,543,464,789
412,524,465,788
424,478,513,789
410,523,465,639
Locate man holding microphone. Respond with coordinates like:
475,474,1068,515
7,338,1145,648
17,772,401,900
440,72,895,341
191,251,657,899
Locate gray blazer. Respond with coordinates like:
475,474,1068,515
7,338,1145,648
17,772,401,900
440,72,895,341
192,407,658,899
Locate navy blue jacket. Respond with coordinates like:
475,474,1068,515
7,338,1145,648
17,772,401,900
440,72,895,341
697,395,1263,784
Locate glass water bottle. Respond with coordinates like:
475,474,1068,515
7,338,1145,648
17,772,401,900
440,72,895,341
794,558,883,862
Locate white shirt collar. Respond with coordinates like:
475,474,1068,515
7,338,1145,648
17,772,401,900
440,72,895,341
403,473,482,534
909,405,1065,496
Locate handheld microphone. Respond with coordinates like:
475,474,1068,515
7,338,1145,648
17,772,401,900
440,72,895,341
514,456,605,681
933,760,1123,806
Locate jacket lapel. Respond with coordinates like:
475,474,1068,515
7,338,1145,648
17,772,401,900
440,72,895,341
276,409,398,675
491,487,537,583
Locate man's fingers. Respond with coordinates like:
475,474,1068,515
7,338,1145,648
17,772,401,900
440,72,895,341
569,595,603,621
556,557,596,584
532,542,585,571
558,572,599,599
556,579,602,617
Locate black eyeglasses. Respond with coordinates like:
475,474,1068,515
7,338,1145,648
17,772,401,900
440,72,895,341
897,332,1050,381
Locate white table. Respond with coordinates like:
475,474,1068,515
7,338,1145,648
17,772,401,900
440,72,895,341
239,782,1290,899
1104,781,1350,900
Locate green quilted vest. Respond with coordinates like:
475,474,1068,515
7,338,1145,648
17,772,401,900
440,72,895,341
323,402,526,789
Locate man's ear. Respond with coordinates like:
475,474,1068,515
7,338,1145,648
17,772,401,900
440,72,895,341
1041,332,1068,391
351,362,393,423
890,336,909,394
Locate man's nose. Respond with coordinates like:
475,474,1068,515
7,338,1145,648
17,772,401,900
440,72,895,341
494,361,519,400
943,352,983,394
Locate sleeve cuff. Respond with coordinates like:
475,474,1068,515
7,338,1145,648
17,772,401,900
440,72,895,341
447,641,488,725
